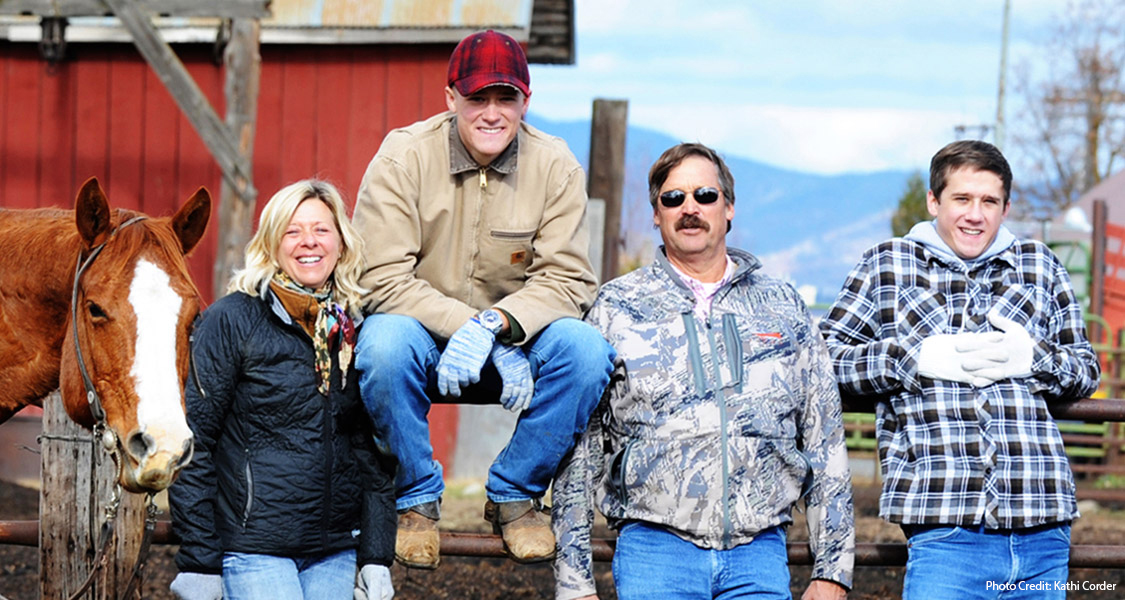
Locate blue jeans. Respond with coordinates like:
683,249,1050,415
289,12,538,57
221,549,356,600
356,314,614,508
903,523,1071,600
612,521,790,600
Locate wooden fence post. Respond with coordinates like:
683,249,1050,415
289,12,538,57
588,99,628,281
40,391,146,600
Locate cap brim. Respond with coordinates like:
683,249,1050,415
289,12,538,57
453,75,530,97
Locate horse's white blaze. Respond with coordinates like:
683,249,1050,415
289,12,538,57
128,259,192,456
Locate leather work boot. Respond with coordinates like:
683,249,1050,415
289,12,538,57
484,499,556,563
396,502,441,569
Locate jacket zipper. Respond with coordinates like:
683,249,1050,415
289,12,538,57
490,229,538,240
479,167,487,189
797,448,814,499
703,317,734,548
681,313,707,394
721,313,743,392
321,371,336,550
613,438,637,508
241,450,253,528
188,336,206,399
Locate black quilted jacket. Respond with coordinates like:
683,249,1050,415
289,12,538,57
170,290,395,574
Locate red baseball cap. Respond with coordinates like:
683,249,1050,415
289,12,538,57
447,30,531,97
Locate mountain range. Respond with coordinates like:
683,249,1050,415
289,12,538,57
527,113,915,305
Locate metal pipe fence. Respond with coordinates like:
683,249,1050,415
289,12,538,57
3,398,1125,566
0,524,1124,567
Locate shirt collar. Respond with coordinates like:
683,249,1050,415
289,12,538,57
448,116,519,175
667,255,736,290
655,246,761,291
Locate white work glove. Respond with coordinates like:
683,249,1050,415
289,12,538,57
436,318,497,397
917,333,981,385
958,310,1036,386
491,343,535,413
354,564,394,600
170,572,223,600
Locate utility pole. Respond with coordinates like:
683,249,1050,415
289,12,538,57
996,0,1011,150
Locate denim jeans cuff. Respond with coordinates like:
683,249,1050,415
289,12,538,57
396,495,442,518
485,491,537,504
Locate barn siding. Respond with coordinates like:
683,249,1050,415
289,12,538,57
0,42,451,301
0,41,461,470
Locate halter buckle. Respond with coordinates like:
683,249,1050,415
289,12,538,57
101,428,117,452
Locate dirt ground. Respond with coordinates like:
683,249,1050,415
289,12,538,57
2,479,1125,599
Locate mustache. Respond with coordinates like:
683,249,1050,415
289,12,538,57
675,214,710,231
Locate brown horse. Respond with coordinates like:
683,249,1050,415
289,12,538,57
0,177,210,493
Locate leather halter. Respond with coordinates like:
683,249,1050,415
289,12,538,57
65,214,163,600
69,215,147,435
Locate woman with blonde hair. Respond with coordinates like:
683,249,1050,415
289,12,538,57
169,179,396,600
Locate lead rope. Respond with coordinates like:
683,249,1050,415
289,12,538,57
119,494,159,600
65,488,159,600
66,483,121,600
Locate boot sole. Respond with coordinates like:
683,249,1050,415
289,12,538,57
395,553,440,570
489,518,556,564
502,545,557,564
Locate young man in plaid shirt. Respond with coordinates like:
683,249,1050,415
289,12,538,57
819,140,1100,599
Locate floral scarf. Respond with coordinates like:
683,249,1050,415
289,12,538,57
270,272,357,395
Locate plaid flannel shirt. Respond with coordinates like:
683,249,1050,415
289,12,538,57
818,237,1100,529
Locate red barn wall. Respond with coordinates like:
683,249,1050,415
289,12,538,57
0,41,460,470
0,41,450,301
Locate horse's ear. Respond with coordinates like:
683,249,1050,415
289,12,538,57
172,187,211,255
75,177,112,249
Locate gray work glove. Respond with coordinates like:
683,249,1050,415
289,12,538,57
958,310,1036,386
436,318,496,397
170,572,223,600
354,564,394,600
491,343,535,413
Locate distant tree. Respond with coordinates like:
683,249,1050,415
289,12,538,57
891,172,929,237
1009,0,1125,218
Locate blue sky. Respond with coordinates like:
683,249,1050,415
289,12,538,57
528,0,1060,175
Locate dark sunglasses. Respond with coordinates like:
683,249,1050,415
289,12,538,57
659,186,721,208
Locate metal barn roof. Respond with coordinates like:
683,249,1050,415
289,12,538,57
0,0,574,63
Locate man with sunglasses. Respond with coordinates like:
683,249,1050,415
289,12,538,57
818,140,1099,599
552,143,854,600
351,30,615,570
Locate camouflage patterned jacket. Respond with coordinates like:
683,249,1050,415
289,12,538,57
552,248,854,599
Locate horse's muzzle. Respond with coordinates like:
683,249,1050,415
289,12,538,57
120,430,194,493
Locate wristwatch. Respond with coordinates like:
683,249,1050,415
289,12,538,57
476,309,505,335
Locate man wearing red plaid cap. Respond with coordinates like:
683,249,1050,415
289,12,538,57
351,30,615,570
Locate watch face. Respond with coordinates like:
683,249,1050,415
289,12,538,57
480,310,503,333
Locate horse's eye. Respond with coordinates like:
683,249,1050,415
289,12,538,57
87,301,108,321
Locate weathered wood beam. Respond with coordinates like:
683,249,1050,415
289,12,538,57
0,0,270,18
588,99,628,281
213,18,261,296
101,0,256,204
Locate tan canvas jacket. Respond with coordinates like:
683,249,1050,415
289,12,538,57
353,112,597,341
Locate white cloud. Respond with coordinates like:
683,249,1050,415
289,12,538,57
530,1,1064,173
575,0,759,35
627,104,978,173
